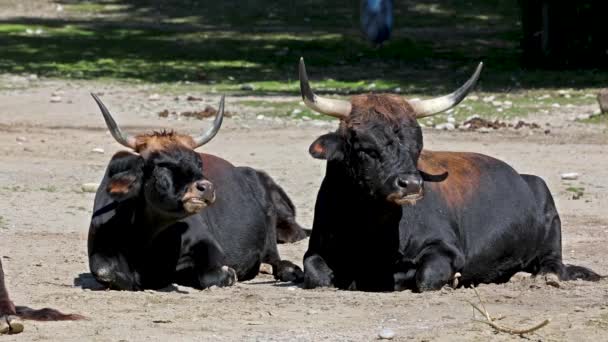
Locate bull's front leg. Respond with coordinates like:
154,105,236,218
89,253,141,290
191,240,237,289
303,253,334,289
415,253,458,292
0,260,23,334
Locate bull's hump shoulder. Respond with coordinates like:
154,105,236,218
419,150,499,173
418,151,500,209
199,153,236,176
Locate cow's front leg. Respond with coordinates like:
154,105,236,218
415,253,455,292
89,253,140,290
303,253,334,289
0,260,23,334
191,239,237,289
198,266,237,288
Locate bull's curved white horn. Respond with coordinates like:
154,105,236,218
192,95,225,148
91,93,137,149
410,62,483,118
299,57,352,119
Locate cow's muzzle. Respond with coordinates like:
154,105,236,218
387,174,424,205
182,180,216,213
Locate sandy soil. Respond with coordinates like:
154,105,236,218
0,78,607,341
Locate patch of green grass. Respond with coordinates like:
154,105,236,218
236,99,331,120
1,185,28,192
0,216,6,229
581,113,608,125
0,0,604,96
419,89,599,126
565,186,585,200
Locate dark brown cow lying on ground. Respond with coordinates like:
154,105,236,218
298,58,601,292
0,260,82,334
87,95,306,290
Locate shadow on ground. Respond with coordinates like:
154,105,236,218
0,0,605,93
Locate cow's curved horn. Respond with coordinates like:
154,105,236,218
91,93,137,149
410,62,483,118
299,57,352,119
192,95,225,148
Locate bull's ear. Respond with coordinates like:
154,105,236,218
309,133,344,160
106,151,144,199
417,151,448,182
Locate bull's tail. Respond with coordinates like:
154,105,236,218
561,264,603,282
15,306,84,321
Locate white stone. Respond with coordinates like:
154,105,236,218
378,328,395,340
81,183,99,193
50,96,62,103
91,148,105,154
148,93,160,101
435,123,455,131
576,114,591,120
560,172,579,180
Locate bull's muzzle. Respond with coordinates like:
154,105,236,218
387,174,424,205
182,180,216,213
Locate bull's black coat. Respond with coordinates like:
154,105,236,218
88,140,305,291
303,94,600,292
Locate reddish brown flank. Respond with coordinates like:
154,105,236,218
418,151,494,209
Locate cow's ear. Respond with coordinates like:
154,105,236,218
309,133,344,161
417,151,448,182
106,151,144,199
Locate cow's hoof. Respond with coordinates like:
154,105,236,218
545,273,560,288
303,273,333,289
0,315,24,335
221,266,237,287
274,261,304,283
452,272,462,289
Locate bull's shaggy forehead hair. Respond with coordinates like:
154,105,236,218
344,94,418,128
134,130,197,153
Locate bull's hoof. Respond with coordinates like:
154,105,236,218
274,261,304,283
0,315,24,335
221,266,237,287
452,272,462,289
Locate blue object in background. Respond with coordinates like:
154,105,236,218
360,0,393,46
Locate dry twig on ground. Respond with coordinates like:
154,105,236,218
467,287,550,336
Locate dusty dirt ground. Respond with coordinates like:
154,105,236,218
0,76,607,342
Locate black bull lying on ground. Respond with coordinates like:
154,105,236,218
298,58,601,292
87,95,307,290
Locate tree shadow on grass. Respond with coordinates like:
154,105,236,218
0,0,605,93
